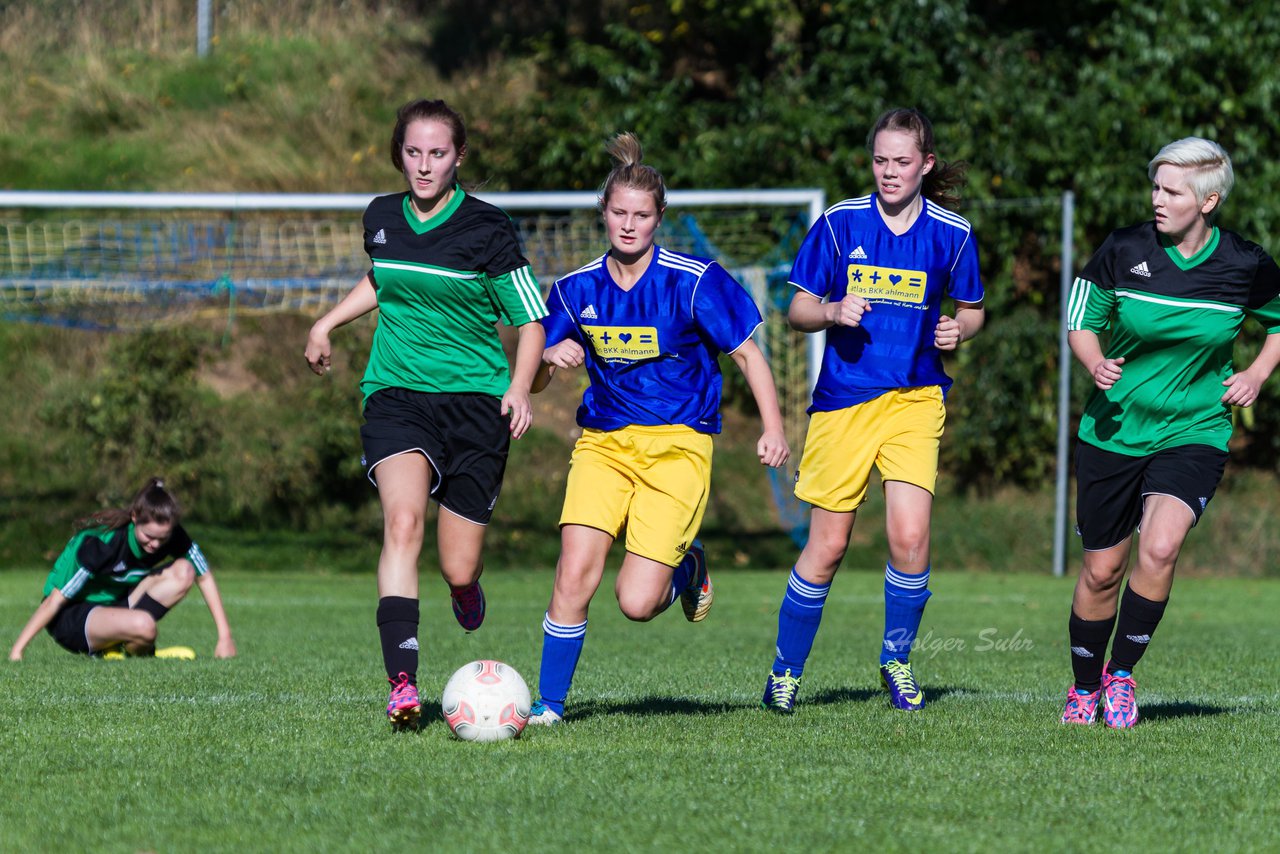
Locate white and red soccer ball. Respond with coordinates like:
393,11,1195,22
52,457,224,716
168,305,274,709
441,659,532,742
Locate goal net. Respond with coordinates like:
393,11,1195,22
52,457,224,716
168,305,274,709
0,188,824,542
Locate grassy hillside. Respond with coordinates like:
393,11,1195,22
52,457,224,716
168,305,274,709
0,1,532,193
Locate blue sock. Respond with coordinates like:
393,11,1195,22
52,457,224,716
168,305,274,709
771,567,831,676
881,563,931,665
660,548,700,613
538,613,587,716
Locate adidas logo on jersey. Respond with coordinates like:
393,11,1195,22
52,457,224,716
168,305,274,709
579,304,599,320
1129,260,1151,277
372,228,387,245
849,245,868,260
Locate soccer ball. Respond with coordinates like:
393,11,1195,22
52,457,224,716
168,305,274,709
441,659,532,742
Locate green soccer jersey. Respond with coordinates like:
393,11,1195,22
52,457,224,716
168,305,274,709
43,523,208,604
359,189,547,403
1068,222,1280,454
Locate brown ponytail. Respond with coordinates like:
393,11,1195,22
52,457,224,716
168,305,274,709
866,108,968,211
78,477,182,532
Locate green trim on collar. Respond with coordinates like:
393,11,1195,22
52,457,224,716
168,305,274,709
1162,226,1219,271
402,186,466,234
126,523,144,559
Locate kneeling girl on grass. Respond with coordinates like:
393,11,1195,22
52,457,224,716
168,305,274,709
9,477,236,661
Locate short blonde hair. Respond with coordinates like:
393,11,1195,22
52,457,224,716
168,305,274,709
1148,137,1234,207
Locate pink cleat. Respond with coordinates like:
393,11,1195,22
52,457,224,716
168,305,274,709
1102,667,1139,729
1061,684,1100,724
450,582,486,632
387,672,422,731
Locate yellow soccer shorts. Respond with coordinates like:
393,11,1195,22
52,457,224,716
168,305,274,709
794,386,946,513
560,425,713,567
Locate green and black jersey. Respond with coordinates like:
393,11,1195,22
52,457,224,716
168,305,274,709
360,189,547,403
1068,221,1280,454
43,523,209,604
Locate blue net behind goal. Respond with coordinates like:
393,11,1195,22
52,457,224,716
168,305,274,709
0,206,803,327
0,200,816,547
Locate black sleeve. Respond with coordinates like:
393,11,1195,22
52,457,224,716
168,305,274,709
363,194,401,288
1246,242,1280,311
74,532,118,574
165,524,194,560
482,212,531,277
1078,229,1123,289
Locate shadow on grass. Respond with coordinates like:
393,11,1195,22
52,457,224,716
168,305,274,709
569,696,742,721
1139,701,1232,722
560,684,969,721
807,683,965,706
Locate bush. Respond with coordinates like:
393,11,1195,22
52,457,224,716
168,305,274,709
41,328,220,502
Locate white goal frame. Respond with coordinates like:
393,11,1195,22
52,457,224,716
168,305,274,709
0,187,827,387
0,189,1080,576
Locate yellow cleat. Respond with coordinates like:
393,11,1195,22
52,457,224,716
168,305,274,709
155,646,197,660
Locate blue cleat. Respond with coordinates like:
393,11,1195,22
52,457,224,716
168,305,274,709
880,660,925,711
761,669,802,714
527,699,563,726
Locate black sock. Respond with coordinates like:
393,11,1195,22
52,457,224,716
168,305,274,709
1108,585,1168,674
1068,610,1115,693
377,596,420,684
133,593,170,622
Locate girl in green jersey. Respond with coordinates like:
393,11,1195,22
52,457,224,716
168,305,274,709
9,477,236,661
1063,138,1280,728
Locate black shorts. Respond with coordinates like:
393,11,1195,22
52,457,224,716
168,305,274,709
1074,441,1227,551
46,596,128,654
360,388,510,524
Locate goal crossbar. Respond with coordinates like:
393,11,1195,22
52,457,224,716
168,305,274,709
0,189,826,223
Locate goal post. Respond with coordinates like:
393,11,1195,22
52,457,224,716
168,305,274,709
0,188,1083,570
0,187,825,542
0,189,1082,569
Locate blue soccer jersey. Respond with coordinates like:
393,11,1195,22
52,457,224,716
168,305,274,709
543,246,762,433
791,195,984,411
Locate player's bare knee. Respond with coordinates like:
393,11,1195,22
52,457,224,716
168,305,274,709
169,558,197,590
889,543,929,571
439,559,480,588
1082,562,1124,595
616,590,661,622
802,535,847,575
126,611,158,643
888,525,930,564
1138,536,1182,572
553,561,597,599
383,508,424,549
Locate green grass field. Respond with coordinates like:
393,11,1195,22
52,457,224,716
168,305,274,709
2,567,1277,852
